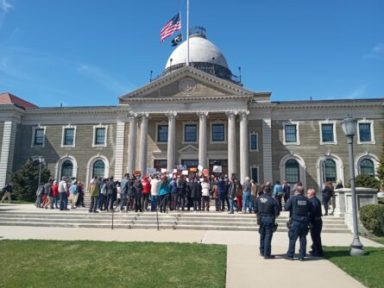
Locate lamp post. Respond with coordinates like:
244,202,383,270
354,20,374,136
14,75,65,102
341,116,365,256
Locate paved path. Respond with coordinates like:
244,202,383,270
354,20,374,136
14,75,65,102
0,204,383,288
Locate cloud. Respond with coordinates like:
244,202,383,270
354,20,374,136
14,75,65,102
342,85,368,99
364,43,384,60
77,64,135,94
0,0,13,12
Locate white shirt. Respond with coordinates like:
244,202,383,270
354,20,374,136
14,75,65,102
201,182,210,197
150,179,160,196
58,180,68,193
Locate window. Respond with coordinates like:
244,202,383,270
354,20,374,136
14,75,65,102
62,127,75,146
360,159,375,176
212,123,225,142
249,133,258,151
157,124,168,143
251,167,259,183
154,159,167,170
323,159,336,182
284,124,298,144
320,122,336,144
92,160,105,178
93,125,107,147
61,160,73,178
358,121,374,144
285,159,300,184
33,127,45,146
184,123,197,142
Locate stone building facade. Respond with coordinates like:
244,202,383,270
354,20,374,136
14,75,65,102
0,32,383,192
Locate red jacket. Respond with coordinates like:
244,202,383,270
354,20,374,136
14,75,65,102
142,179,151,194
51,183,59,197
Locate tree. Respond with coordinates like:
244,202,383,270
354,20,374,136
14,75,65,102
11,158,51,201
378,139,384,191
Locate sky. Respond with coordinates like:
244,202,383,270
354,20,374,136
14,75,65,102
0,0,383,107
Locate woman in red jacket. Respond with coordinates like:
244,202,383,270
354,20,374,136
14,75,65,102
51,180,59,209
141,176,151,211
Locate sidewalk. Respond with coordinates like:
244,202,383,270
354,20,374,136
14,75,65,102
0,204,383,288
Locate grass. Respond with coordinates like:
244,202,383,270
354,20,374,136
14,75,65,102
0,240,226,288
324,247,384,288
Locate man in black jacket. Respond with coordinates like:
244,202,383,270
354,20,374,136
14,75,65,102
285,185,313,260
307,188,324,257
255,187,279,259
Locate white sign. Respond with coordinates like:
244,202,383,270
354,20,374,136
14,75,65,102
213,165,222,173
182,170,189,176
147,168,157,175
161,168,167,174
198,165,203,171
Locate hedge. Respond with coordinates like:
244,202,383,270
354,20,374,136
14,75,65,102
360,204,384,236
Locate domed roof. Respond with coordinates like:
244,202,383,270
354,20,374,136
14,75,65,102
165,34,229,69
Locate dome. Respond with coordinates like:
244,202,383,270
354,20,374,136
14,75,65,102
165,34,229,69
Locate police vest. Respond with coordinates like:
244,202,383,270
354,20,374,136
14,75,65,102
291,195,309,219
257,195,274,216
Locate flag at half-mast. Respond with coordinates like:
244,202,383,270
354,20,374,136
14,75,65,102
160,13,182,42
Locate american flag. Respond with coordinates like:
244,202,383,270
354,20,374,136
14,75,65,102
160,13,181,42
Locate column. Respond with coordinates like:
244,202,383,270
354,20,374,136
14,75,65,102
166,112,177,172
197,112,208,169
226,111,237,179
239,111,249,183
114,120,126,181
127,114,137,175
262,118,273,182
0,121,16,188
139,113,149,176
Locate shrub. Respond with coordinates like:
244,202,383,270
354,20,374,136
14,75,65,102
360,204,384,236
11,159,51,202
355,175,380,191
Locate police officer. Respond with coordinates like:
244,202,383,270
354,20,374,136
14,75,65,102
285,185,313,260
255,186,279,259
307,188,324,257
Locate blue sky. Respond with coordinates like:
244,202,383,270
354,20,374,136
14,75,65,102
0,0,383,107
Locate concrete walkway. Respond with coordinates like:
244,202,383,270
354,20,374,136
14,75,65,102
0,204,383,288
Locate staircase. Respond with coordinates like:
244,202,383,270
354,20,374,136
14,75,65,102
0,205,350,233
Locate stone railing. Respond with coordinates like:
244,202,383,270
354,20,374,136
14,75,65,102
334,187,378,232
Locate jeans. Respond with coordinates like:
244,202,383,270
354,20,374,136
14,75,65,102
228,198,234,213
89,196,98,212
151,195,158,211
242,191,251,212
59,192,68,210
106,193,115,210
287,220,309,258
259,216,274,257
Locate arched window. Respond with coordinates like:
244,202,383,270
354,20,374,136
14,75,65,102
360,159,374,176
285,159,300,184
92,160,105,178
324,159,336,182
61,160,73,178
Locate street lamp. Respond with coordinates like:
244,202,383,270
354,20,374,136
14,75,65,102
341,116,365,256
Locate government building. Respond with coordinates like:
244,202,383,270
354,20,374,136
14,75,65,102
0,30,383,192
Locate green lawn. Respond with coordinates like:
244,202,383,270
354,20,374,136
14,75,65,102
0,240,226,288
324,247,384,288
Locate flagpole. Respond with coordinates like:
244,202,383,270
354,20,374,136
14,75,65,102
186,0,190,66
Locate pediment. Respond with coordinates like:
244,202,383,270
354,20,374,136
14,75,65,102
119,66,254,103
178,145,198,154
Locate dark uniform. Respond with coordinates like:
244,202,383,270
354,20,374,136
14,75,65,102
309,196,324,257
255,193,279,258
285,194,312,260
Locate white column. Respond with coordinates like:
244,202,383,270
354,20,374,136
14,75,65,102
166,112,177,172
226,111,237,178
139,113,149,176
239,111,249,183
197,112,208,169
0,121,16,187
262,118,273,182
114,120,126,181
127,114,137,175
